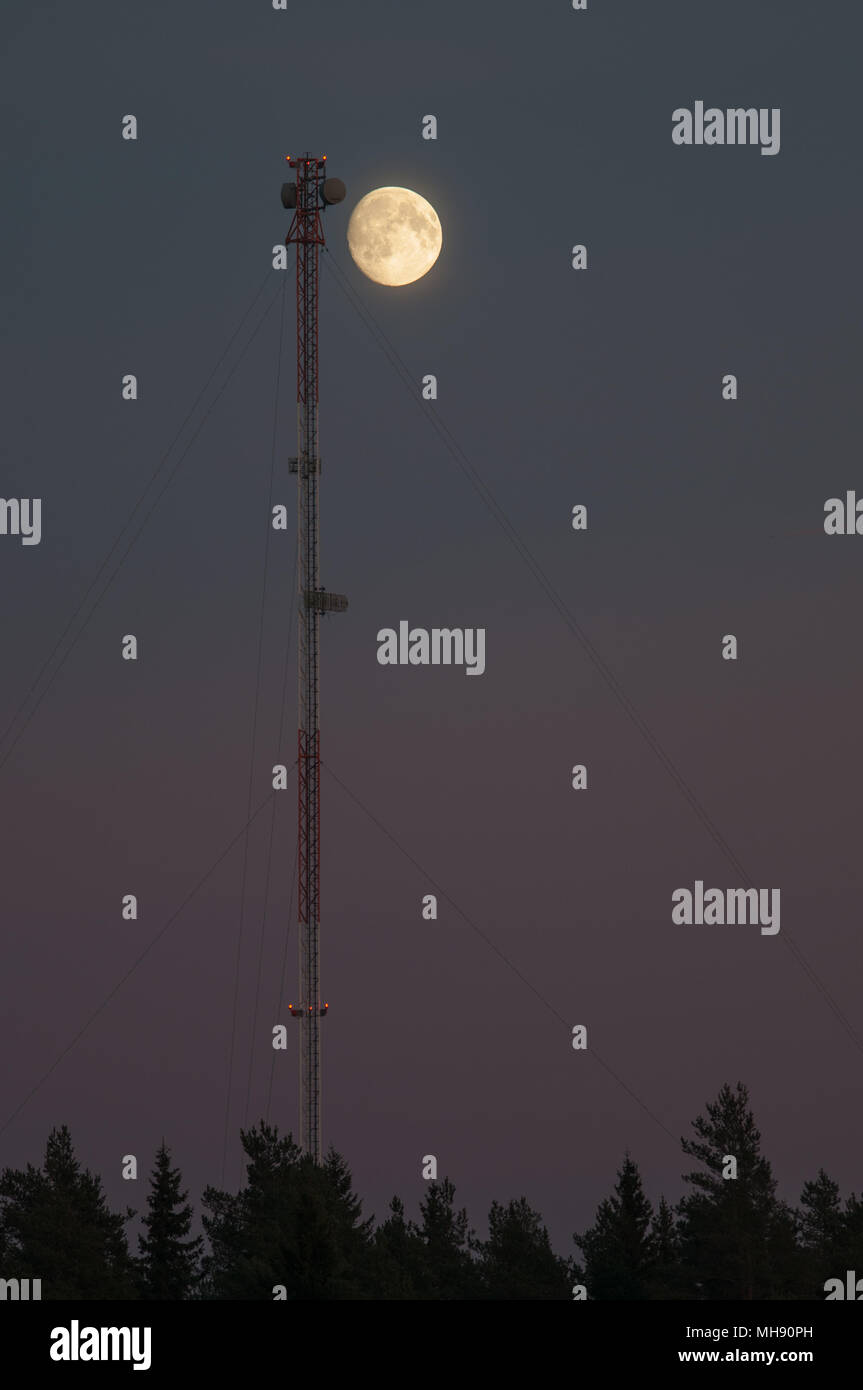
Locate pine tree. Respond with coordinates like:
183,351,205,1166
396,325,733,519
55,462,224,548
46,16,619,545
795,1169,846,1295
573,1152,655,1299
479,1196,571,1300
137,1142,203,1299
200,1123,304,1299
200,1123,372,1299
371,1197,426,1298
678,1082,798,1300
417,1178,479,1299
842,1193,863,1277
0,1125,136,1299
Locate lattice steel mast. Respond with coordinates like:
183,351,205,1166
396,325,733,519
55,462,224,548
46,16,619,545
282,153,347,1163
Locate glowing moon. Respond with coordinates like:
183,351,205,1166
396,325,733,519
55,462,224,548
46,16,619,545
347,187,442,287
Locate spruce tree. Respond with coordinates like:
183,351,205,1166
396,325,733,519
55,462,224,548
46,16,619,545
137,1142,203,1299
649,1196,683,1298
573,1152,655,1299
318,1148,375,1297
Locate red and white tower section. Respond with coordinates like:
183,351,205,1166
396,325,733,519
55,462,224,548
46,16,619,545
282,154,347,1164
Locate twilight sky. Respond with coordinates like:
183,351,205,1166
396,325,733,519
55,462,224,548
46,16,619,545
1,0,861,1254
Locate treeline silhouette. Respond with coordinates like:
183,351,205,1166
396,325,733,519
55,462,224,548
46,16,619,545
1,1082,860,1299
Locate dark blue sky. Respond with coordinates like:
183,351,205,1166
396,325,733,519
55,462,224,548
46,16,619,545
1,0,861,1253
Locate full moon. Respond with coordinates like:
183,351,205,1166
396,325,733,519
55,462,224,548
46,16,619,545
347,187,442,287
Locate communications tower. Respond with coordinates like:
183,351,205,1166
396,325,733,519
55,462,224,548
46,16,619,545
282,154,347,1163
